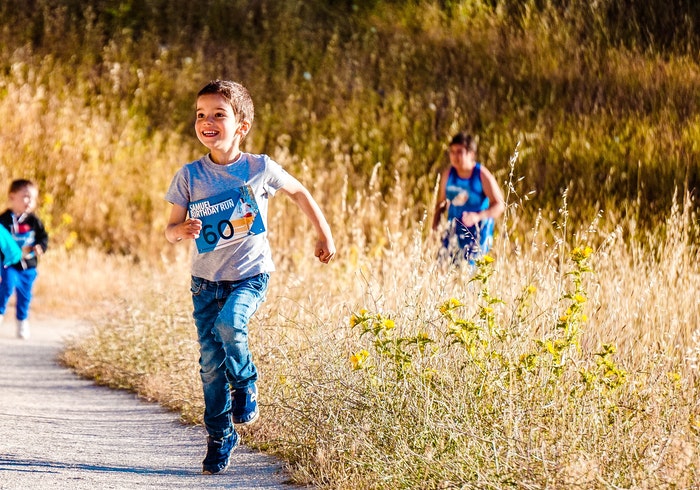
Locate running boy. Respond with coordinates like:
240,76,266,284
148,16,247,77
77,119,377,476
432,132,505,264
165,80,335,475
0,179,49,339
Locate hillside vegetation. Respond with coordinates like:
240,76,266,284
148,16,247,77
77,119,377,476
1,0,699,255
3,1,700,488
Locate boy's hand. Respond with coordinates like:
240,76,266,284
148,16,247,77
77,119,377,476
460,211,482,227
315,238,336,264
178,218,202,240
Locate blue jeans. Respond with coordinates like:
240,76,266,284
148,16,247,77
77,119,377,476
191,273,269,438
0,266,38,320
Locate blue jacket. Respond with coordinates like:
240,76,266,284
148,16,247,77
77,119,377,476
0,225,22,267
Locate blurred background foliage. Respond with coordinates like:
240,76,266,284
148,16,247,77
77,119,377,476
0,0,698,255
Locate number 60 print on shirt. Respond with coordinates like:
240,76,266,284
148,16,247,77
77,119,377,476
188,185,265,254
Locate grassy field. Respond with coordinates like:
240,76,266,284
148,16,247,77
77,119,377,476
3,1,700,487
47,185,700,488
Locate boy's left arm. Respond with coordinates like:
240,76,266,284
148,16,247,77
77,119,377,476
279,179,336,264
480,167,506,219
33,216,49,256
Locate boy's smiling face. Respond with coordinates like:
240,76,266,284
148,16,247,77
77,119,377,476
195,93,250,163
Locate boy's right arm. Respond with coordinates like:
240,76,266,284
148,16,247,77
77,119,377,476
432,168,449,231
165,204,202,244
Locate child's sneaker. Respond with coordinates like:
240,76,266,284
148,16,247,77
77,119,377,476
16,319,30,340
202,432,239,475
231,383,259,425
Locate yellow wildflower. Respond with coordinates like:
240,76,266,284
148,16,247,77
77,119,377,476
350,309,369,328
64,231,78,251
350,349,370,370
545,340,556,354
571,245,594,262
440,298,463,315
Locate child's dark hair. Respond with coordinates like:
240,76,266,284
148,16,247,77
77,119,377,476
449,132,477,153
198,80,255,125
9,179,36,194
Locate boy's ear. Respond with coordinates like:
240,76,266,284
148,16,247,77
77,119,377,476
238,120,251,136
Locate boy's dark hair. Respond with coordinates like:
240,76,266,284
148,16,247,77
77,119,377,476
9,179,36,194
449,132,477,153
198,80,255,125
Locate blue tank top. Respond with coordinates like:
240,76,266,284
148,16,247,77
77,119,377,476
442,164,495,262
445,164,490,220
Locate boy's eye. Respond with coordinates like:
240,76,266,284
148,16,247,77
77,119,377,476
195,111,228,119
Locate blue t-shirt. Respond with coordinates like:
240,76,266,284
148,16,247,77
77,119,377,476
165,152,292,281
442,164,494,259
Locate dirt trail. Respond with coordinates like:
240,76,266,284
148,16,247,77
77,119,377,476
0,316,297,489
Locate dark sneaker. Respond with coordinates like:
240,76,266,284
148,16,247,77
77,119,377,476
231,383,259,425
202,432,239,475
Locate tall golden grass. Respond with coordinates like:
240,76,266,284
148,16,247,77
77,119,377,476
53,151,699,487
30,156,698,489
3,1,700,487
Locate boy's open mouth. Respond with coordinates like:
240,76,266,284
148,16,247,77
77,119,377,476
202,131,218,137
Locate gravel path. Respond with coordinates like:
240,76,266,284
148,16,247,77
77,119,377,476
0,317,297,489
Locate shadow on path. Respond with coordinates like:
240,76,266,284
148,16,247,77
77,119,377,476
0,318,296,490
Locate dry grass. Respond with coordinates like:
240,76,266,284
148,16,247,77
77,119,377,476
52,161,700,488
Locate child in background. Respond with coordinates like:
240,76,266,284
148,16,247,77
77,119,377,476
432,132,505,264
165,80,335,475
0,179,49,339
